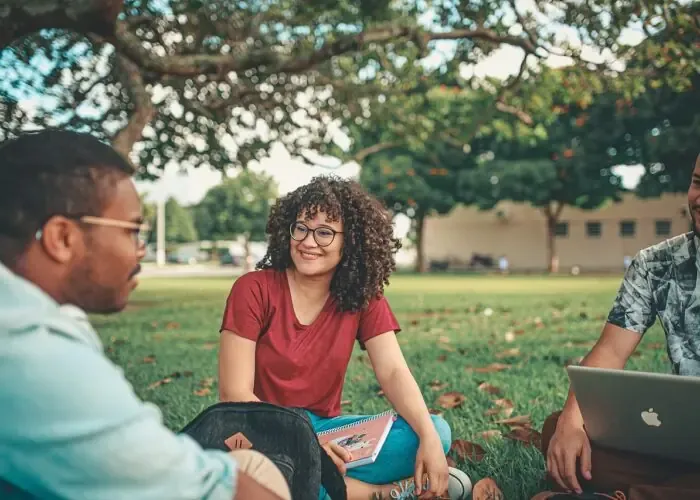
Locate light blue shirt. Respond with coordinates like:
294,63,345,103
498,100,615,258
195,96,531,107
0,263,238,499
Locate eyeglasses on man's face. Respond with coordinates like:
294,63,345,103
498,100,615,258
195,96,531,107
36,215,151,248
289,222,342,247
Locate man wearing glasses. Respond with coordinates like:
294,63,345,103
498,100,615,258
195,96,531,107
0,129,290,500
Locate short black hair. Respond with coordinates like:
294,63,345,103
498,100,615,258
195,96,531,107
257,175,401,312
0,129,135,263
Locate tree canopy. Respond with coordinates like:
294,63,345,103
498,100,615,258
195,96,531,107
0,0,690,177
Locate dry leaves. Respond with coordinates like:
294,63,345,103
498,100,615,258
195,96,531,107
479,430,502,440
472,478,504,500
467,363,511,373
341,400,352,406
147,377,172,389
429,379,449,391
450,439,486,462
194,377,215,396
165,321,180,330
484,399,514,418
495,348,520,359
504,426,542,448
142,355,156,364
647,342,664,350
477,382,502,396
201,342,217,350
437,391,466,409
437,354,448,362
494,414,531,427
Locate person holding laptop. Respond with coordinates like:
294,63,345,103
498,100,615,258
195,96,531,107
536,153,700,500
0,130,290,500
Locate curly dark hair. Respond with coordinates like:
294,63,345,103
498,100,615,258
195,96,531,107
256,175,401,312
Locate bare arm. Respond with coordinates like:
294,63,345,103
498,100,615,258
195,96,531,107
218,330,260,403
559,322,644,426
365,332,436,440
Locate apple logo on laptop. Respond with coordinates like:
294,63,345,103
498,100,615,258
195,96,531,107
641,408,662,427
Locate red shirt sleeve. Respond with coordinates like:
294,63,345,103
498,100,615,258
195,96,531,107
357,295,401,349
220,272,268,341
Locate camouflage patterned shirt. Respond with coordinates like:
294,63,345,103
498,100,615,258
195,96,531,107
607,232,700,376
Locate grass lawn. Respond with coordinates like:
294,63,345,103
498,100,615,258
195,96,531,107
94,273,670,499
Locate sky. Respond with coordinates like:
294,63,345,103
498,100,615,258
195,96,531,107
12,2,649,239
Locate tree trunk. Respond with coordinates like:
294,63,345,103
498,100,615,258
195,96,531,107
0,0,123,49
243,236,252,273
415,213,427,273
543,203,564,273
111,55,154,158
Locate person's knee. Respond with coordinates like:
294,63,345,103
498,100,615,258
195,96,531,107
430,415,452,454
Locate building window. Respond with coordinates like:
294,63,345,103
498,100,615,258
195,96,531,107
655,219,672,237
586,221,602,238
620,220,636,238
555,221,568,237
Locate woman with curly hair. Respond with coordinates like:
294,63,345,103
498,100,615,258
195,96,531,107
218,176,471,500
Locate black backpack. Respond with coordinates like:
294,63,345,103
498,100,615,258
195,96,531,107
180,401,347,500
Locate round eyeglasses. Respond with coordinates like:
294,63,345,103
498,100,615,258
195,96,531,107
290,222,343,247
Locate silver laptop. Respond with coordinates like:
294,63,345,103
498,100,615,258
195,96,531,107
567,365,700,464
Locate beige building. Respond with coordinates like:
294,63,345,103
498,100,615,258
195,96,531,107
423,193,692,272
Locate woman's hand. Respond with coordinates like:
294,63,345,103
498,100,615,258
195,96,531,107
414,433,449,498
321,442,353,476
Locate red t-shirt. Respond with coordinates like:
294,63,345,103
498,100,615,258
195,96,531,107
220,269,401,417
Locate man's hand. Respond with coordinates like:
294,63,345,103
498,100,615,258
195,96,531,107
234,471,287,500
322,442,353,476
546,418,592,495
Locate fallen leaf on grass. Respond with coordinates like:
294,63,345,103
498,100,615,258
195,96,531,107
429,379,448,391
410,319,419,326
504,426,542,448
194,388,211,396
341,400,352,406
142,355,156,364
477,382,502,395
446,456,457,467
437,391,466,409
472,477,504,500
467,363,511,373
201,342,217,350
199,377,215,388
147,377,172,389
479,430,502,440
153,334,164,341
450,439,486,462
494,414,531,427
437,354,448,362
165,321,180,330
646,342,664,349
514,328,525,335
438,335,450,343
484,399,514,417
495,348,520,359
376,389,385,397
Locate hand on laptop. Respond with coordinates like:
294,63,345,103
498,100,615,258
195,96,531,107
546,416,592,494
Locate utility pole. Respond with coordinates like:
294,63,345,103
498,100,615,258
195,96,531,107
156,197,166,267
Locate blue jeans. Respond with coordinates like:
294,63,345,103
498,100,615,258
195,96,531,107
306,411,452,500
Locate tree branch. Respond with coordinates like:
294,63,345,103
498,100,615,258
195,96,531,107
353,142,400,163
0,0,123,49
111,54,155,158
113,20,539,79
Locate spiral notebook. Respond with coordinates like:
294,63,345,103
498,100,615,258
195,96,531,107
317,410,397,469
